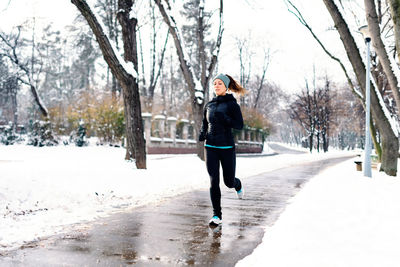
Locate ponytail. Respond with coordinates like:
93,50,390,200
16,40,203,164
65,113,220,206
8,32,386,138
226,74,247,96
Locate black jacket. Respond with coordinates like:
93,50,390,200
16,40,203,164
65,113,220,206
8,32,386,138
199,94,243,147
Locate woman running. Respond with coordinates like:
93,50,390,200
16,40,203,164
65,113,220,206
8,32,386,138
199,73,246,226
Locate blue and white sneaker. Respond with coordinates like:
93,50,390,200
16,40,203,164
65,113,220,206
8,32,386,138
237,188,244,199
209,216,222,226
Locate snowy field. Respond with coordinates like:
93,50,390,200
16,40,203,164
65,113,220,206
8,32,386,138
0,142,354,252
237,155,400,267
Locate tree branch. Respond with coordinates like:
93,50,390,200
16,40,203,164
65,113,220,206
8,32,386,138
154,0,195,91
71,0,131,84
206,0,224,85
285,0,361,102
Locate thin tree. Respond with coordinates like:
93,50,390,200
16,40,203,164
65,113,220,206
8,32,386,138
285,0,382,158
138,0,169,112
154,0,224,160
364,0,400,117
95,0,122,100
322,0,398,176
253,48,270,109
290,81,315,152
285,0,398,175
0,27,48,118
387,0,400,63
71,0,146,169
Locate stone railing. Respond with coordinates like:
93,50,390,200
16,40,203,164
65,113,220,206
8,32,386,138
142,113,265,154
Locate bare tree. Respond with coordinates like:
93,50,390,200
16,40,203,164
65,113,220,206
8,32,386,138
290,75,334,153
332,84,365,151
0,57,19,127
285,0,398,175
322,0,398,176
317,76,333,152
364,0,400,117
253,49,270,109
71,0,146,169
154,0,224,159
388,0,400,62
290,81,315,152
236,36,252,94
0,26,48,118
285,0,382,158
138,0,169,112
94,0,122,100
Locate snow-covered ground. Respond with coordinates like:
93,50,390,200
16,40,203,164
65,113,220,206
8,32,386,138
237,156,400,267
0,142,353,252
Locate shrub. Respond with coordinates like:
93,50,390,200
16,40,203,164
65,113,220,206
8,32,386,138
0,122,19,145
94,98,125,144
72,119,88,147
49,93,125,145
27,120,58,147
241,106,271,133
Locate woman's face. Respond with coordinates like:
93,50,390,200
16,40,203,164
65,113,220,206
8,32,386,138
214,79,227,96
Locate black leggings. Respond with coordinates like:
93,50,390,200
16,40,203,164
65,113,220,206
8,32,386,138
205,147,242,219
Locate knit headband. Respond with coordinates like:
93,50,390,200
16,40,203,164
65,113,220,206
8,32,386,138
213,74,230,89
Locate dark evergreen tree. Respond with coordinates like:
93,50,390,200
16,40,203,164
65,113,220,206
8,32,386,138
74,119,88,147
27,120,58,147
0,122,19,145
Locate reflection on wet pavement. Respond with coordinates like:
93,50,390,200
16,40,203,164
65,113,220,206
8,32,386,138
1,156,354,266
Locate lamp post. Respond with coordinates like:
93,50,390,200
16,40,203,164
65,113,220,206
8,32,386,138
359,25,372,178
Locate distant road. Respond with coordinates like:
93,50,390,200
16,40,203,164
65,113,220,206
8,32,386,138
267,143,307,155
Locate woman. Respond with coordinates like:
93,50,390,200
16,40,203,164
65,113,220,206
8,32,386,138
199,73,246,226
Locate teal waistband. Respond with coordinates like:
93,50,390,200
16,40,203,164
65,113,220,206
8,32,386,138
205,144,233,149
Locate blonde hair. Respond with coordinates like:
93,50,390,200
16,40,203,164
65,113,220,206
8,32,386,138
226,74,247,96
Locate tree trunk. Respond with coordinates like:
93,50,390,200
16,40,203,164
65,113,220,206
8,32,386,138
30,84,48,118
117,0,146,169
12,89,18,127
111,75,118,101
71,0,146,169
254,55,268,109
322,133,327,152
0,31,49,118
323,0,398,176
364,0,400,116
122,96,134,161
388,0,400,63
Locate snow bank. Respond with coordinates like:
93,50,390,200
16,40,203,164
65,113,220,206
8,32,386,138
237,158,400,267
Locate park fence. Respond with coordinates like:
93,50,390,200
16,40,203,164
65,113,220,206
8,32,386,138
142,113,265,154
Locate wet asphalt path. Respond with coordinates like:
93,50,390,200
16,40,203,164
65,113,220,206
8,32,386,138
1,150,355,266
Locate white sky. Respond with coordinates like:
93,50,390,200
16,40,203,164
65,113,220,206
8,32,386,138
220,0,355,93
0,0,365,94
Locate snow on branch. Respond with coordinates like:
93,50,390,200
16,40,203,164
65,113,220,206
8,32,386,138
371,76,400,137
72,0,137,80
384,38,400,90
194,79,204,105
